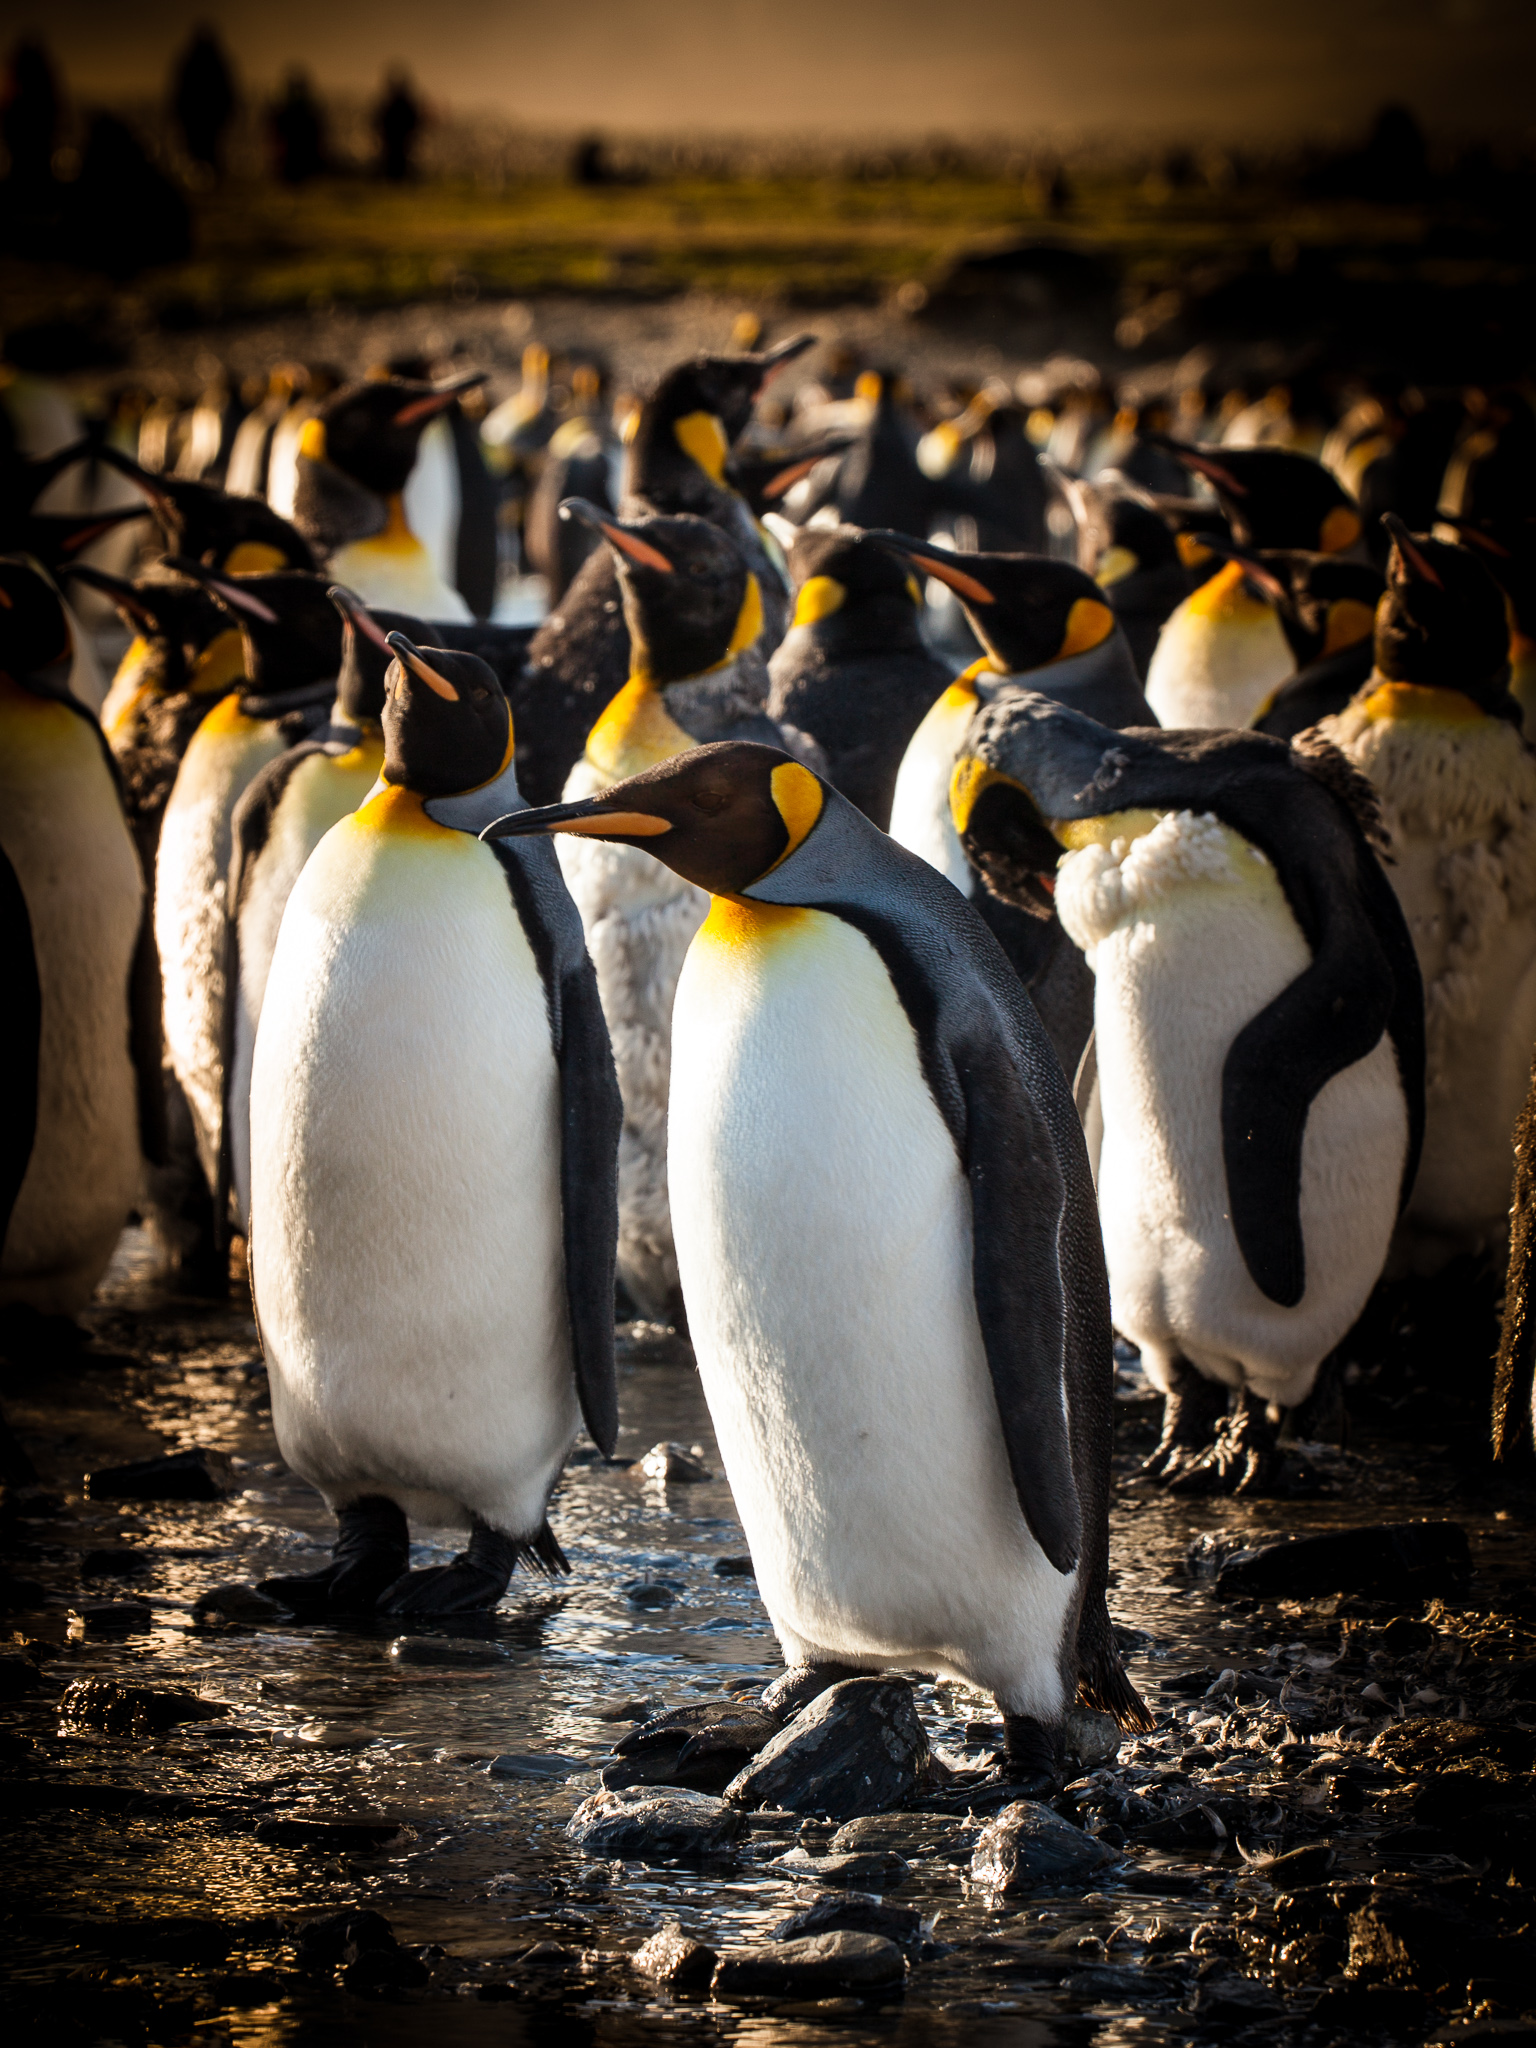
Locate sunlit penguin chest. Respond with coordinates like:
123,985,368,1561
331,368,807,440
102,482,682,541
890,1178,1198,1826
1145,565,1294,729
888,678,982,894
328,517,471,623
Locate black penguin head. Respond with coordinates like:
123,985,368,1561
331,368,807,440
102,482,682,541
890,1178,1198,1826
65,563,235,697
95,447,315,572
1261,550,1385,663
1374,515,1514,710
483,739,824,897
0,555,73,688
302,372,486,497
1441,516,1536,640
561,499,760,685
1144,438,1362,554
626,335,815,504
382,635,509,795
1092,499,1182,584
170,561,342,699
785,524,925,636
328,586,427,728
867,530,1117,674
1,504,149,574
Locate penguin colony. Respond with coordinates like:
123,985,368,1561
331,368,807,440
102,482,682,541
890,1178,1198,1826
5,334,1536,1783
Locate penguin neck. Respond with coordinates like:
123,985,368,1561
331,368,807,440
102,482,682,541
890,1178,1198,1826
585,669,697,784
1360,677,1488,727
366,493,424,557
188,626,246,698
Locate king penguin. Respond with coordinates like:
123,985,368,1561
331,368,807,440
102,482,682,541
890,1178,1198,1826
552,500,786,1326
153,567,340,1196
1319,517,1536,1277
0,557,151,1318
487,740,1150,1785
950,690,1423,1491
766,524,954,829
1087,497,1190,681
222,586,425,1234
250,636,619,1615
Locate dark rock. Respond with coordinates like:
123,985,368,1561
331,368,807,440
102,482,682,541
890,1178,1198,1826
1161,1669,1220,1697
830,1811,978,1863
1308,1983,1427,2032
67,1600,154,1633
624,1580,680,1608
0,1653,43,1701
565,1786,744,1860
595,1696,667,1723
601,1752,689,1791
1065,1706,1121,1768
1345,1891,1535,1993
1063,1964,1153,1999
772,1846,910,1889
712,1930,905,2000
256,1817,405,1852
192,1583,289,1625
724,1677,928,1819
1191,1974,1285,2020
713,1555,755,1577
343,1947,429,1994
517,1942,579,1970
1244,1842,1335,1888
0,1574,47,1610
59,1677,228,1737
296,1908,397,1968
1197,1521,1470,1600
637,1442,712,1483
1372,1717,1532,1775
971,1801,1119,1893
1415,1765,1533,1825
486,1752,576,1780
770,1891,927,1956
614,1700,779,1793
84,1447,233,1501
631,1920,717,1989
388,1636,512,1667
80,1548,151,1577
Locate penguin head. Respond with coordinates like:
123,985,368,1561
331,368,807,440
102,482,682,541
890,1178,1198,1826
381,635,509,795
94,448,315,573
65,563,235,698
868,531,1118,675
561,500,760,685
328,587,427,729
3,504,149,576
300,371,486,498
1261,550,1384,663
1440,516,1536,642
483,739,824,897
1092,499,1182,587
785,524,925,638
170,561,342,701
1143,438,1362,555
627,335,815,501
1372,515,1515,712
0,555,74,689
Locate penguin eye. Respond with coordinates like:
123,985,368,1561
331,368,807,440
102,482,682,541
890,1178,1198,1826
689,561,710,578
471,686,490,702
691,787,731,815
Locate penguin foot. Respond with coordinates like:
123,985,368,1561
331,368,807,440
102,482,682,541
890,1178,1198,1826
762,1662,866,1721
376,1521,520,1616
258,1495,409,1614
999,1712,1066,1798
1142,1361,1230,1484
1165,1391,1324,1496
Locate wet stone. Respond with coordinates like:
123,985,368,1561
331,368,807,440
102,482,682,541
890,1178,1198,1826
1195,1520,1471,1600
80,1547,151,1577
611,1698,779,1790
565,1786,744,1860
486,1752,576,1780
343,1947,429,1995
255,1816,405,1852
295,1908,397,1969
713,1554,755,1577
631,1920,717,1989
770,1891,928,1956
624,1579,680,1608
830,1811,979,1863
60,1677,229,1737
68,1600,154,1634
1064,1706,1122,1768
192,1583,288,1625
637,1442,712,1483
712,1930,906,2001
388,1635,512,1668
0,1653,43,1701
1191,1974,1286,2021
84,1447,233,1501
971,1800,1119,1894
771,1846,911,1888
594,1696,667,1723
724,1677,929,1819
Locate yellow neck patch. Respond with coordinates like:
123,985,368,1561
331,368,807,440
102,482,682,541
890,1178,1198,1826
698,896,809,949
720,572,764,663
791,574,846,628
298,415,326,462
1322,596,1378,657
224,541,289,576
189,625,246,697
586,674,696,781
1319,505,1363,555
353,782,452,837
355,494,422,558
672,410,729,484
1185,558,1272,625
1054,807,1164,850
198,690,260,738
1177,532,1214,569
1051,596,1115,663
949,757,1025,835
1094,546,1139,589
1362,680,1485,726
762,758,823,874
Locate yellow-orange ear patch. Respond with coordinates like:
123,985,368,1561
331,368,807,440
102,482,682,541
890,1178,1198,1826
1053,596,1115,662
791,574,846,628
949,755,1023,834
1320,505,1363,555
765,759,823,871
673,410,729,484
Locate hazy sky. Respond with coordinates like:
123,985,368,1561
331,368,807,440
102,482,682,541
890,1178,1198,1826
17,0,1536,141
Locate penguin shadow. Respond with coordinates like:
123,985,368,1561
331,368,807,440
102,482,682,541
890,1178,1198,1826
1337,1256,1505,1456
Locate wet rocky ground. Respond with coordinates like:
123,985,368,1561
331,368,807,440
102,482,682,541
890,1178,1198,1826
3,1230,1535,2048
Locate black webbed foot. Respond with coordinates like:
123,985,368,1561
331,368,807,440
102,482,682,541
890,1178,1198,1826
1142,1358,1230,1484
761,1661,866,1721
258,1495,409,1613
998,1711,1066,1798
1165,1389,1324,1496
376,1520,524,1616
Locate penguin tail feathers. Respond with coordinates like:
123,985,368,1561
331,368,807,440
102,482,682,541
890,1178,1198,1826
519,1522,572,1579
1076,1606,1157,1733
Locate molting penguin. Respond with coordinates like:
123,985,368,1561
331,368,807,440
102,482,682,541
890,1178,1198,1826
1249,553,1385,740
951,690,1424,1492
153,567,340,1195
1442,516,1536,739
766,524,954,830
488,740,1150,1784
250,636,619,1615
289,373,487,620
1319,517,1536,1277
222,586,426,1232
518,335,814,801
554,501,784,1326
0,557,150,1317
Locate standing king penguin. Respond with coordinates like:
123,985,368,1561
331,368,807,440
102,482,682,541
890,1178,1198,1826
251,636,620,1615
950,691,1424,1491
488,741,1149,1785
0,558,150,1318
1320,518,1536,1276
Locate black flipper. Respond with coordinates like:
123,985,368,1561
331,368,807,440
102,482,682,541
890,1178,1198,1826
0,847,41,1256
489,837,621,1455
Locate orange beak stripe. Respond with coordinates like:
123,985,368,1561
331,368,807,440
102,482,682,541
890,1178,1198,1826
397,646,460,701
392,391,459,427
598,521,674,573
1397,536,1444,589
905,552,996,604
552,809,672,837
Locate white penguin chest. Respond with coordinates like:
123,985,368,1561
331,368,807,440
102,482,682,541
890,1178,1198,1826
1145,590,1293,730
888,681,978,895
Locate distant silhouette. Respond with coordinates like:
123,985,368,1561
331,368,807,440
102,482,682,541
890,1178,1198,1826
171,26,237,177
268,69,326,185
374,67,422,182
1,37,60,189
67,112,192,278
572,134,611,186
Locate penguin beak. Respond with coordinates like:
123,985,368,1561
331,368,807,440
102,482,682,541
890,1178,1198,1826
57,562,160,628
385,631,460,700
865,531,996,604
1142,434,1247,498
392,372,487,427
1195,536,1291,607
41,507,150,555
166,557,281,622
754,333,816,380
329,584,394,653
481,793,672,842
560,499,674,573
1382,513,1444,589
